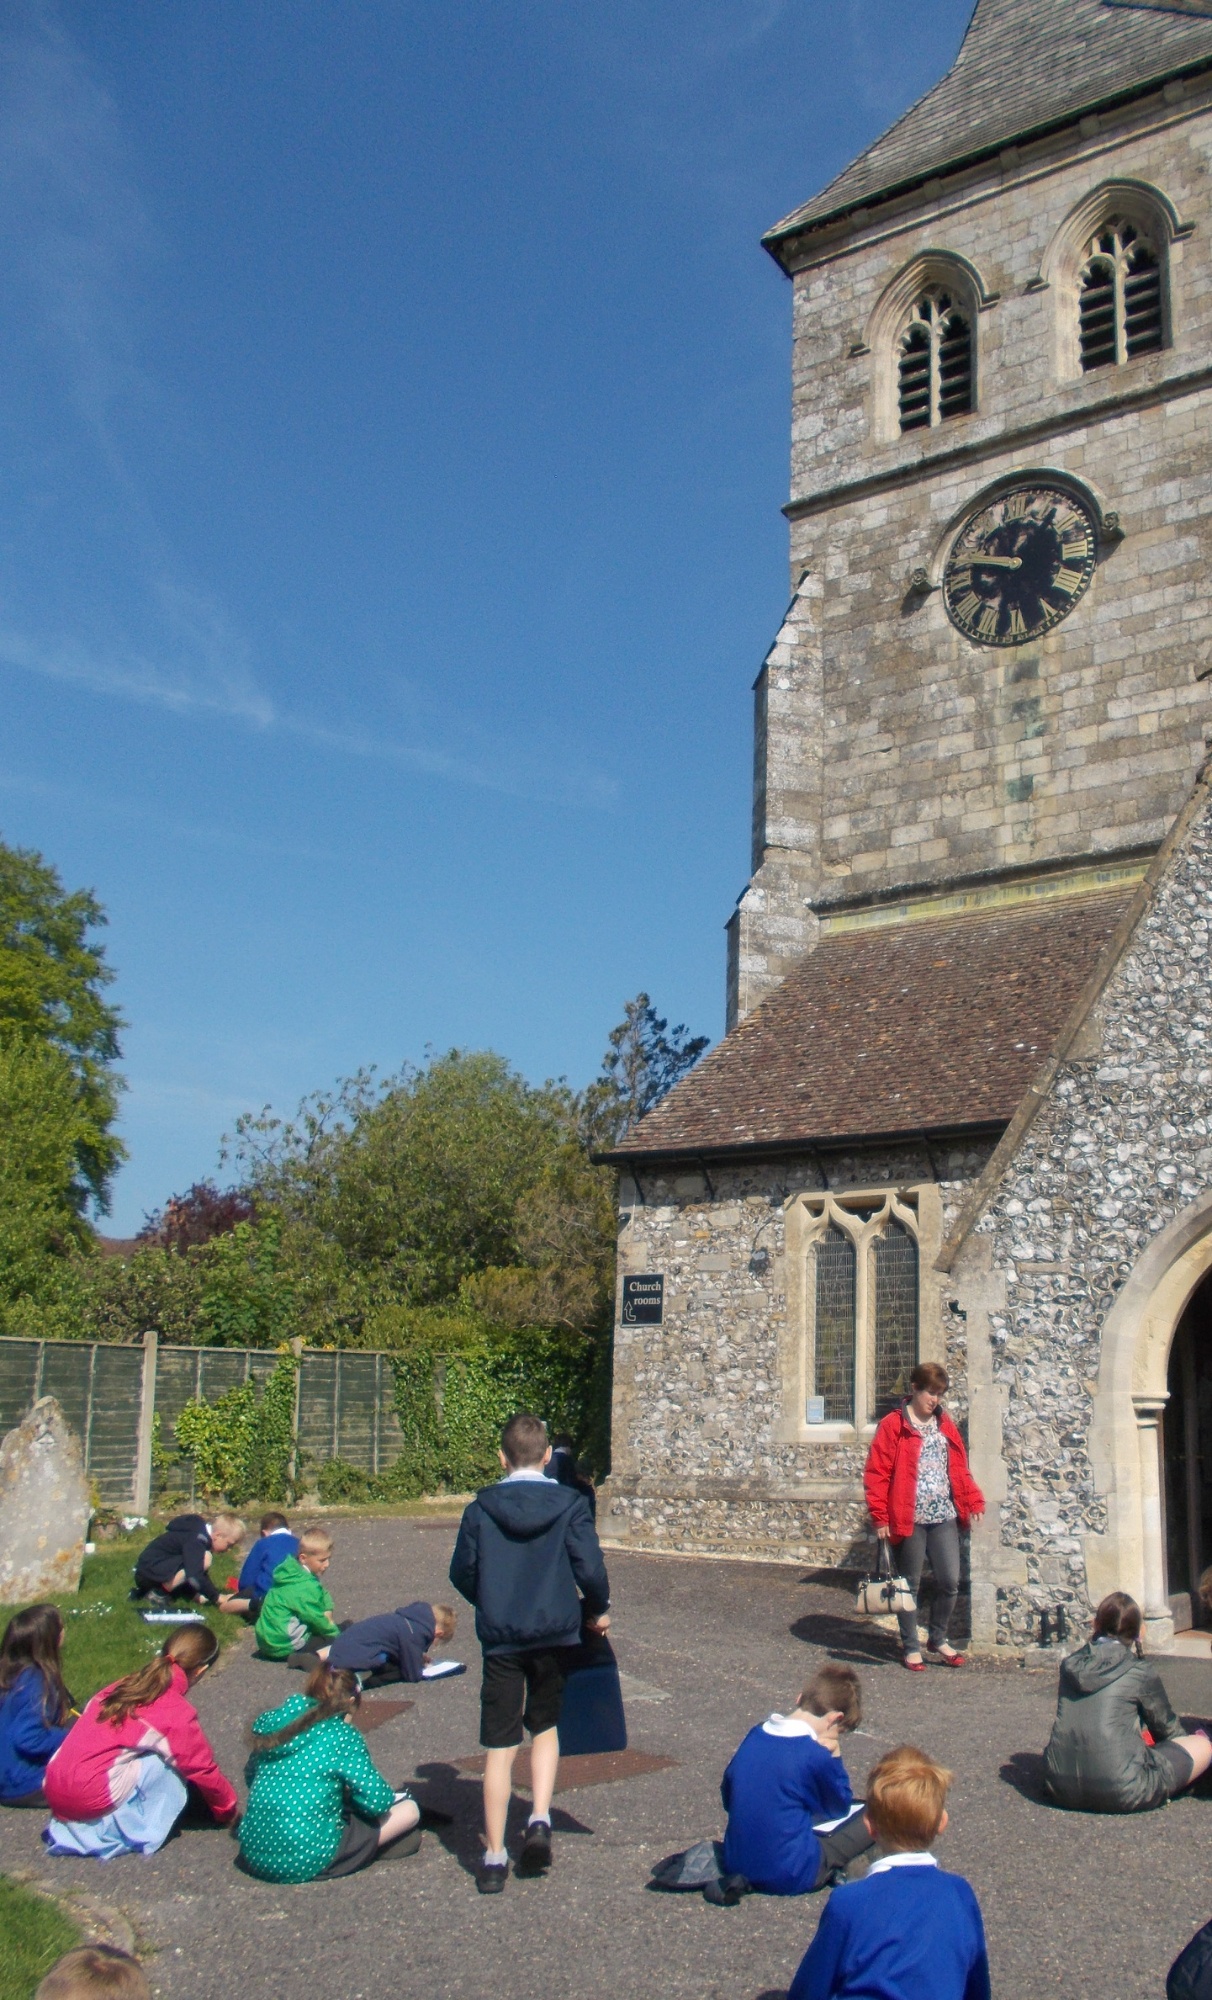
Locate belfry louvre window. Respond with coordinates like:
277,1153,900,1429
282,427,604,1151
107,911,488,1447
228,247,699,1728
806,1196,921,1428
1078,222,1164,371
897,291,973,433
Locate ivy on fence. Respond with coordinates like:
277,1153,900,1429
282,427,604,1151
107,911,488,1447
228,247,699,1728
168,1328,610,1507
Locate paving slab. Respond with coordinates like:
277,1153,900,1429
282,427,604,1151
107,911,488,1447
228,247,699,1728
2,1516,1210,1999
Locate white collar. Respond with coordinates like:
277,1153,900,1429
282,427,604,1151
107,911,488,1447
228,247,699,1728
502,1466,549,1482
868,1852,938,1875
761,1711,819,1739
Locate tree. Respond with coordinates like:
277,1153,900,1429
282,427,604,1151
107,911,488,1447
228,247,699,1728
139,1181,255,1252
582,992,709,1147
0,837,125,1212
0,1037,95,1314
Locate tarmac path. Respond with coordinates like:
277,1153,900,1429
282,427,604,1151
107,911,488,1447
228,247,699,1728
3,1515,1211,1999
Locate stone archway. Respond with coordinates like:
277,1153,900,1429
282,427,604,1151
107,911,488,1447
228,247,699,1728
1087,1191,1212,1646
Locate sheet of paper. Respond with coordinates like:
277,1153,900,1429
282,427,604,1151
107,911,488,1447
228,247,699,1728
420,1659,467,1678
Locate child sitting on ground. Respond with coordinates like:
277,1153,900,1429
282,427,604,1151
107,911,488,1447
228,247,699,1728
788,1745,990,2000
43,1624,237,1860
720,1663,874,1896
322,1603,457,1686
239,1662,420,1882
227,1512,299,1619
130,1513,244,1611
254,1526,342,1664
35,1946,151,2000
0,1605,76,1806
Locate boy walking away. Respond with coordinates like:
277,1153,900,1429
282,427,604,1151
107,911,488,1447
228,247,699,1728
227,1513,299,1618
721,1664,874,1897
254,1527,341,1665
130,1514,244,1610
788,1746,990,2000
325,1603,457,1687
450,1411,610,1895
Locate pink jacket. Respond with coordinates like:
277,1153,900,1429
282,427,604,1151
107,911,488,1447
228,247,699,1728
44,1662,237,1823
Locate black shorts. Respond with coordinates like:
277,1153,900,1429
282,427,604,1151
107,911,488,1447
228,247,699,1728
480,1648,571,1749
1154,1739,1196,1796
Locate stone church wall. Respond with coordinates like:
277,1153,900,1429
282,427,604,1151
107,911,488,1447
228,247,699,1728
951,775,1212,1649
601,1138,996,1569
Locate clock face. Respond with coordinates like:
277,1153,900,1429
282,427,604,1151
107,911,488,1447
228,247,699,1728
942,484,1098,647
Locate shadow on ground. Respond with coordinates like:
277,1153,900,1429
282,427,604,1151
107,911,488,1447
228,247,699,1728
412,1763,594,1875
789,1611,899,1665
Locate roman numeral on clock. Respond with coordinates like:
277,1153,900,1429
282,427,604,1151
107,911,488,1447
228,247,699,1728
1053,567,1083,595
956,592,983,622
976,605,1000,639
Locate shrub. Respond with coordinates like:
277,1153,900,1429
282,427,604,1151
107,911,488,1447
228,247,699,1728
317,1458,371,1504
172,1353,298,1504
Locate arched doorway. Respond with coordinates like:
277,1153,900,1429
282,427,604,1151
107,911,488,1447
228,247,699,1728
1164,1268,1212,1630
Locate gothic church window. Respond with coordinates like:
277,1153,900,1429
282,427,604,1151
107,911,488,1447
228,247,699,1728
1078,222,1163,371
897,291,973,432
805,1197,921,1429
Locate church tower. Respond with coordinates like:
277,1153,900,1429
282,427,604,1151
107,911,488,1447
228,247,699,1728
603,0,1212,1656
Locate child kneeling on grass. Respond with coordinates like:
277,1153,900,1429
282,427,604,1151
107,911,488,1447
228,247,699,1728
254,1526,341,1665
239,1662,419,1882
42,1625,237,1860
788,1745,990,2000
720,1663,874,1897
0,1606,76,1806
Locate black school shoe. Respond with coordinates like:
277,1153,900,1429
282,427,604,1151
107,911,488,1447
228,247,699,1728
516,1819,552,1876
476,1858,509,1895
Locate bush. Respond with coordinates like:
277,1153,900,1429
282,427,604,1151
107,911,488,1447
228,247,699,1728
317,1458,371,1504
376,1324,610,1498
173,1353,298,1504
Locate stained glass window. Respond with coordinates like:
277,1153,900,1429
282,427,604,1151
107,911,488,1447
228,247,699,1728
873,1221,919,1417
813,1224,856,1422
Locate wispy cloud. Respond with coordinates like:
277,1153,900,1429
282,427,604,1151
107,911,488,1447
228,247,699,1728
0,3,619,812
0,769,337,867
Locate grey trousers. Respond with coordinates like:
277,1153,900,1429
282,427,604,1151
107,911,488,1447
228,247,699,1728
892,1518,962,1650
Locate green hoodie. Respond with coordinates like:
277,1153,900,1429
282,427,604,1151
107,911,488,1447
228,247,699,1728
254,1554,340,1659
239,1692,395,1882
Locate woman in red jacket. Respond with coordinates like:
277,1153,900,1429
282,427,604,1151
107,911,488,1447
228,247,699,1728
863,1361,984,1672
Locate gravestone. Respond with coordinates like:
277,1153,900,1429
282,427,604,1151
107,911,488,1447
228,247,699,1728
0,1396,91,1603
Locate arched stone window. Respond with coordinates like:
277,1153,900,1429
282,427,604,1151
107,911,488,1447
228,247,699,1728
802,1195,921,1429
1078,221,1164,371
897,291,973,432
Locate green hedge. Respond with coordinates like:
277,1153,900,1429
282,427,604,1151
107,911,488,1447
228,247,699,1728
378,1325,610,1499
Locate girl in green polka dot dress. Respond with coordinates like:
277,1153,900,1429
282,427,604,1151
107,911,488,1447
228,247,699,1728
239,1664,419,1883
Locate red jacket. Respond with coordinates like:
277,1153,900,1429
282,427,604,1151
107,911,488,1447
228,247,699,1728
44,1662,236,1823
863,1407,984,1542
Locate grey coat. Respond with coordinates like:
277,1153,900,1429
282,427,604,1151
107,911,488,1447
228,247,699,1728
1043,1637,1184,1813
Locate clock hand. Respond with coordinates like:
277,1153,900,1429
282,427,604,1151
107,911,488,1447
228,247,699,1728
972,554,1022,570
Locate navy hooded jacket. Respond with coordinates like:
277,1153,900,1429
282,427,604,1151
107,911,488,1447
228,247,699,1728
326,1602,436,1680
134,1515,220,1604
449,1476,609,1654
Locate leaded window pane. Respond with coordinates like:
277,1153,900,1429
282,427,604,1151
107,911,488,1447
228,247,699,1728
873,1221,918,1417
814,1224,856,1422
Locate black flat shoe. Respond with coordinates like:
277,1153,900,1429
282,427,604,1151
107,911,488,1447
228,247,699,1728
476,1858,509,1894
516,1819,552,1875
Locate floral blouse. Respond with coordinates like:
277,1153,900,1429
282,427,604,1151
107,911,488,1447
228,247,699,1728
908,1408,957,1525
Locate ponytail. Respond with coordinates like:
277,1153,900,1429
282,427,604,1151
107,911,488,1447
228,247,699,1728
98,1623,218,1726
250,1663,360,1752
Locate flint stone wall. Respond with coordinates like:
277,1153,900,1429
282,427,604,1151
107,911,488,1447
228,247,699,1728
0,1395,90,1603
602,1138,996,1569
958,781,1212,1649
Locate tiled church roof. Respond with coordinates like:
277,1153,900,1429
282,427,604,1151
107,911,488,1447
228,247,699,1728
764,0,1212,260
608,888,1134,1161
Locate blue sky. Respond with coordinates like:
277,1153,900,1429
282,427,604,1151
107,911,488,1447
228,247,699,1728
0,0,975,1232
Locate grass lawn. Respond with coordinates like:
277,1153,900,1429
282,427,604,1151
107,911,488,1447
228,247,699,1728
1,1534,245,1706
0,1877,81,1999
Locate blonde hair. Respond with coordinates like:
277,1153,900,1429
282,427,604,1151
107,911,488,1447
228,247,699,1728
36,1947,151,1999
212,1513,245,1539
432,1603,457,1640
299,1526,334,1557
866,1745,953,1851
97,1624,218,1726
